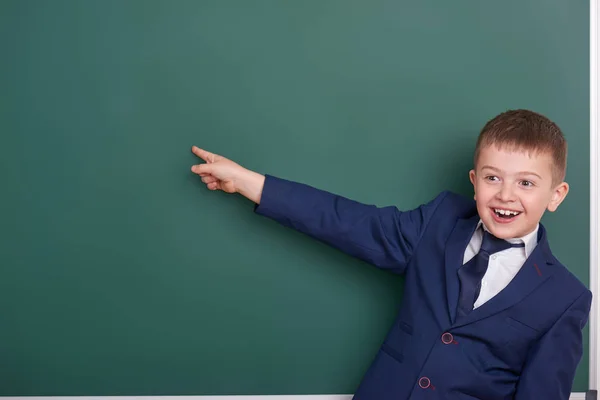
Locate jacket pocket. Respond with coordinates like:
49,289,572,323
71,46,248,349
449,391,484,400
505,317,539,336
461,317,540,373
501,317,540,366
381,342,404,363
380,320,412,363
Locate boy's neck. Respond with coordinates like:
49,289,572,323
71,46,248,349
478,221,539,257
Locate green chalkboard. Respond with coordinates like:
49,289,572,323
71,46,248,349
0,0,590,395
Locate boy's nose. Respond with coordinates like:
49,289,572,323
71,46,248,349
497,185,517,202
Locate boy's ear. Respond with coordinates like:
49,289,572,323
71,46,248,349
469,169,477,199
547,181,569,212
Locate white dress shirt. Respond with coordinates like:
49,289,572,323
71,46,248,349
463,221,539,309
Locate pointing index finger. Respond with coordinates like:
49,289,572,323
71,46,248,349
191,146,212,162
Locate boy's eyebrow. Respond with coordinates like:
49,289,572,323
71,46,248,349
481,165,501,173
519,171,543,179
481,165,543,179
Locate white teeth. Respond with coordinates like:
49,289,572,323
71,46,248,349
494,208,520,216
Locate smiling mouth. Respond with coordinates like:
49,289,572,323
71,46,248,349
491,208,522,220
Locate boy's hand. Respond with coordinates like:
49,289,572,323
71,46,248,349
190,146,241,193
190,146,265,203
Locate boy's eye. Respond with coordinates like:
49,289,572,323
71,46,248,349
520,180,534,187
485,176,499,182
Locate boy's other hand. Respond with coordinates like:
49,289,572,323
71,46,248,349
190,146,265,203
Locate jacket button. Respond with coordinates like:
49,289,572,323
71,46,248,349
418,376,431,389
441,332,454,344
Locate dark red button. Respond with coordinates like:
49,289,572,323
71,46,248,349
441,332,454,344
418,377,431,389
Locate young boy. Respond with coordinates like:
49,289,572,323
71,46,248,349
190,109,591,400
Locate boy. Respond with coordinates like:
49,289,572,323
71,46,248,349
190,109,591,400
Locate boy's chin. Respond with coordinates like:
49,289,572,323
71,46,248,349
486,226,518,239
484,219,531,240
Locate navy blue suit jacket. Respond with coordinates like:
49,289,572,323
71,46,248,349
254,175,592,400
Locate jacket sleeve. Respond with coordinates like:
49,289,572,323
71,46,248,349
253,174,447,274
513,289,592,400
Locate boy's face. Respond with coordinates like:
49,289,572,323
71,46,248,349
469,145,569,239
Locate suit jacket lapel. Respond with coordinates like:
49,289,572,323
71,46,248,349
445,214,480,323
452,224,555,329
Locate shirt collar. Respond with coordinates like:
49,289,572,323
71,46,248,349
476,220,539,258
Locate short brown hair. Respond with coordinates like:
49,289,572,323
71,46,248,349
474,109,567,184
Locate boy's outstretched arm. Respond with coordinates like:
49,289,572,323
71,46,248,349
190,146,445,273
513,289,592,400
